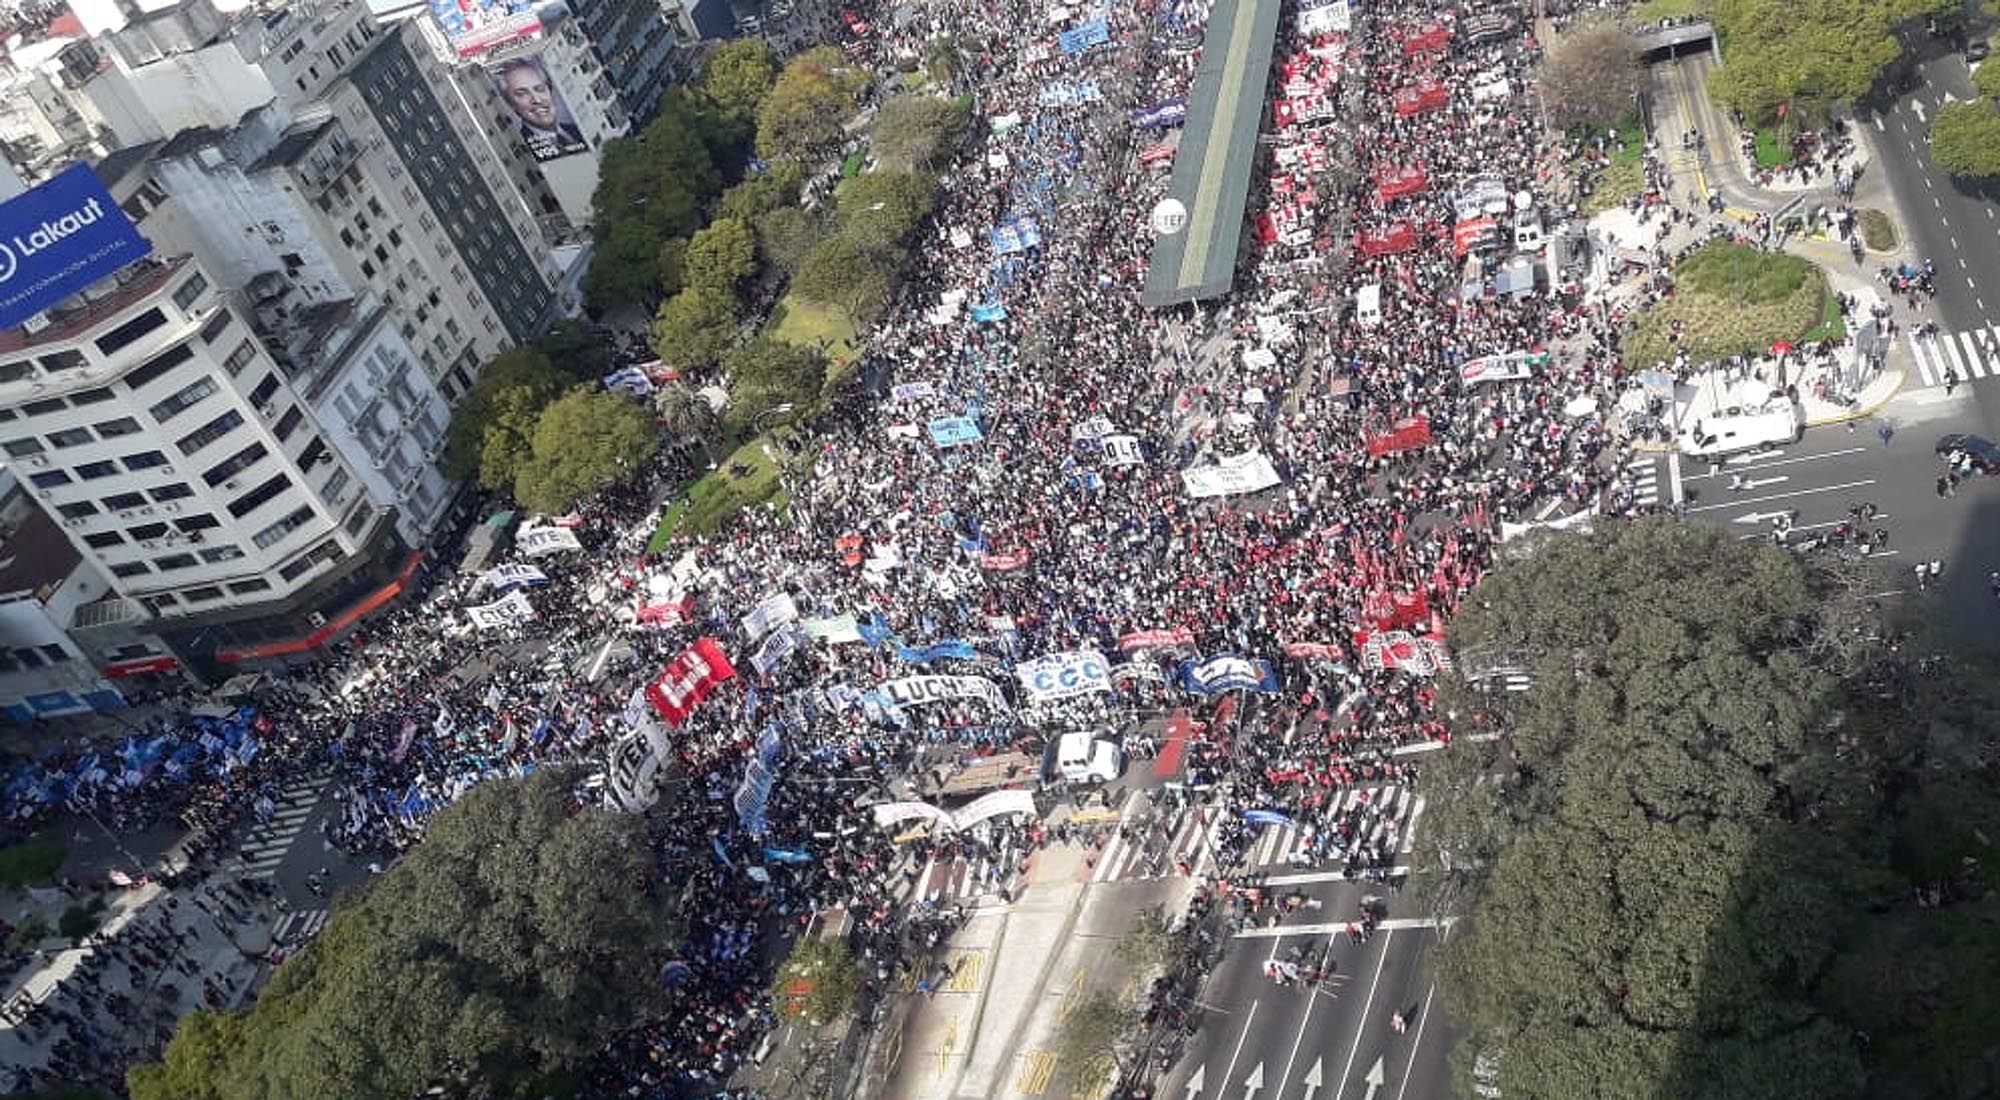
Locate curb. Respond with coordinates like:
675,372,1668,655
1805,369,1907,426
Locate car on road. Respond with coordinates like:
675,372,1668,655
1935,433,2000,475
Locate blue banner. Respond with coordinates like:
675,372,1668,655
928,416,985,447
1058,17,1110,53
970,302,1008,323
763,847,813,865
858,611,895,648
1176,655,1282,694
898,640,977,664
0,163,153,330
1243,809,1298,829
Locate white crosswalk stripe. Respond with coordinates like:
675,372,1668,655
225,769,333,880
1622,454,1662,508
1906,326,2000,389
272,908,330,944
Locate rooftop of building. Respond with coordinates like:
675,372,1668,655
95,140,164,189
0,255,187,358
248,117,337,173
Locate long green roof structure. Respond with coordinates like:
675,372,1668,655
1140,0,1284,308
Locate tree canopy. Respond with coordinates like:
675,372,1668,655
513,387,661,514
770,936,862,1025
1929,100,2000,178
652,284,742,370
1538,17,1645,130
682,216,759,298
444,348,570,490
585,93,738,311
1427,518,2000,1100
701,38,778,123
1710,0,1946,124
756,46,869,163
725,336,827,425
127,771,673,1099
871,94,972,170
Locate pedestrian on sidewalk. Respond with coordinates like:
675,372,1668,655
1946,368,1959,396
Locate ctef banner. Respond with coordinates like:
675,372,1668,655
0,163,151,331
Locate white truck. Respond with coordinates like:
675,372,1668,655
1053,731,1125,784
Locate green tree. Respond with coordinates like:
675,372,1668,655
1056,992,1132,1093
682,216,758,296
1710,0,1946,124
1536,16,1645,129
514,388,660,514
701,38,778,122
836,169,939,252
582,219,665,312
753,205,823,276
585,95,731,310
651,284,741,370
792,232,896,325
1113,905,1179,971
1929,100,2000,177
871,95,971,170
534,318,610,380
128,771,673,1099
1976,55,2000,101
725,336,827,424
756,46,869,162
771,936,863,1024
718,159,806,223
444,348,569,488
653,380,723,466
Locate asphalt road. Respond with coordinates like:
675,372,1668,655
1157,876,1452,1100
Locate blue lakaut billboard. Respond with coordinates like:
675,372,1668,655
0,163,150,331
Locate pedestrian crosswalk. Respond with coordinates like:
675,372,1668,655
1091,783,1421,884
1905,327,2000,389
228,768,333,880
271,907,329,944
1621,454,1663,509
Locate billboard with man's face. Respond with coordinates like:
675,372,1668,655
490,54,588,163
0,162,151,330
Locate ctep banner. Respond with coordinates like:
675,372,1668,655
0,163,152,331
1176,654,1282,694
1016,649,1112,703
645,638,737,726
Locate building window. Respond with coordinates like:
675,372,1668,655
95,308,167,357
278,539,342,581
39,351,86,375
248,374,281,407
228,578,271,595
227,473,292,518
122,450,169,472
174,514,219,532
222,340,257,377
253,506,315,549
0,361,32,384
128,522,168,540
323,467,349,501
57,501,97,519
154,553,198,571
110,562,150,578
2,438,43,458
151,484,194,503
197,545,243,564
24,398,65,416
203,443,268,487
199,311,233,344
38,644,69,664
299,438,328,469
83,531,123,548
29,470,71,488
273,406,303,440
182,585,225,602
121,340,194,390
70,387,112,406
176,410,244,455
47,427,93,448
77,460,118,480
171,274,208,311
102,491,146,511
11,648,43,670
94,417,141,439
148,376,218,422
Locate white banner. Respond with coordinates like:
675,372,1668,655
802,614,864,644
750,625,802,675
517,527,582,558
481,563,548,591
1102,434,1143,467
1016,650,1112,703
1182,452,1282,498
950,788,1038,830
1499,510,1595,542
465,590,535,630
878,674,1012,712
872,800,958,830
741,592,800,642
1111,660,1167,682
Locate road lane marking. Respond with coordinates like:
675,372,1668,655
1873,115,1885,131
1686,479,1878,513
1220,998,1262,1100
1259,866,1414,888
1016,1049,1058,1095
1235,918,1452,939
1668,451,1685,504
1333,931,1395,1100
1687,447,1866,476
1393,983,1440,1100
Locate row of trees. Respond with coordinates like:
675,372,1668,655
1928,60,2000,177
1427,520,2000,1100
129,771,675,1099
1708,0,1949,125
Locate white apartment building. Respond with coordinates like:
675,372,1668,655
0,250,415,675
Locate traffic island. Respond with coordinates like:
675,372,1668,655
1621,242,1829,370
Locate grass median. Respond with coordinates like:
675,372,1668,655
1622,242,1828,368
647,438,785,553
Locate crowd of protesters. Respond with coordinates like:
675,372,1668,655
0,0,1715,1093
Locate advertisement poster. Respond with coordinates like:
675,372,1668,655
0,163,151,330
490,54,588,162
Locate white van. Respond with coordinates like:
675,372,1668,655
1680,407,1802,458
1055,731,1124,784
1354,283,1383,327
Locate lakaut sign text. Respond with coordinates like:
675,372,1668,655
0,163,151,331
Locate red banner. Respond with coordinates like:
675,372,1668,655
1374,164,1429,202
636,597,695,626
1402,25,1450,54
1365,415,1434,457
979,550,1032,572
645,638,737,726
1284,641,1345,661
1119,627,1197,652
1357,221,1416,257
1392,81,1449,116
1453,216,1498,257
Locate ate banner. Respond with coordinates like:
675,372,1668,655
645,638,737,726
